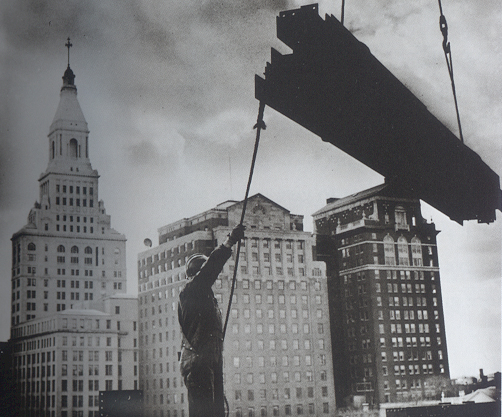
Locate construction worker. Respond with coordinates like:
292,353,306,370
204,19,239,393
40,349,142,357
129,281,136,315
178,224,245,417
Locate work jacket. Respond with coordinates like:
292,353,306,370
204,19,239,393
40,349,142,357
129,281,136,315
178,244,232,376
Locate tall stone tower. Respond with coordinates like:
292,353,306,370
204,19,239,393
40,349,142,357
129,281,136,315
11,51,127,326
9,44,139,417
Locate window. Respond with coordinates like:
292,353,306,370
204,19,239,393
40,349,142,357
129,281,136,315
383,235,395,265
395,206,407,227
411,237,423,266
397,236,409,266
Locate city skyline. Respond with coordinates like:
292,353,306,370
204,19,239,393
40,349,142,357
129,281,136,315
1,0,500,381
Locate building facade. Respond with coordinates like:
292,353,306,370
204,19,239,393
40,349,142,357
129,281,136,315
313,183,450,408
138,194,336,417
9,59,138,416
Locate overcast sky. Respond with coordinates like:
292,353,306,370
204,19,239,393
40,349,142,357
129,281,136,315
1,0,500,379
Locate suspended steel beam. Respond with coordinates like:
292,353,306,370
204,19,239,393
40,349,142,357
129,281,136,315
255,4,501,224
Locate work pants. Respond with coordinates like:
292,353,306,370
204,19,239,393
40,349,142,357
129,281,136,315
184,362,224,417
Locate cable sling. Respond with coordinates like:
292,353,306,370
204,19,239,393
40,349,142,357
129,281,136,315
222,101,266,340
438,0,464,143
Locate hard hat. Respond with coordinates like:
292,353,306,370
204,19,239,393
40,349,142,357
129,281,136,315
185,254,208,278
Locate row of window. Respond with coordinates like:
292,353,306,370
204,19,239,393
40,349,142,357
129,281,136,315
380,282,435,293
55,185,93,195
346,321,438,339
383,372,444,392
139,239,306,270
241,239,305,250
344,269,432,283
234,402,329,417
61,394,100,409
61,350,114,362
230,323,324,336
235,386,327,401
141,264,320,280
386,362,442,376
62,335,129,348
230,308,323,320
55,196,94,208
342,235,424,256
385,309,439,321
237,279,320,291
17,239,100,258
140,243,195,266
55,224,95,233
139,275,185,292
60,317,131,330
380,336,441,349
230,265,323,278
380,322,441,334
377,296,437,308
55,292,94,301
238,252,305,263
61,379,114,392
19,380,56,396
55,276,121,288
233,354,327,368
231,338,325,352
216,293,323,306
16,361,119,381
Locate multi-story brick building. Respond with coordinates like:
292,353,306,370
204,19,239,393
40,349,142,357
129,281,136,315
313,183,450,408
9,55,139,416
138,194,336,417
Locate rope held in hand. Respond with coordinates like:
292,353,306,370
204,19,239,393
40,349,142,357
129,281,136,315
222,101,266,340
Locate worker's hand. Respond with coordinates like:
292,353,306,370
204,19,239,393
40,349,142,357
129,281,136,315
225,224,245,247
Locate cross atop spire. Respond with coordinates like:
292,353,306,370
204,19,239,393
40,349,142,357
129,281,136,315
62,37,75,87
65,37,73,67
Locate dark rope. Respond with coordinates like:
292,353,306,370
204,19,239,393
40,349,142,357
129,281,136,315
341,0,346,25
224,394,229,417
222,101,266,340
438,0,464,143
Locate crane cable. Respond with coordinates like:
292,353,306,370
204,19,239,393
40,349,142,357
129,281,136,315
222,101,266,340
438,0,464,143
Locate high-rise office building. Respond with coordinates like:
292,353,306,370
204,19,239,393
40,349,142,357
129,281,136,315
9,54,138,417
313,183,450,407
137,194,336,417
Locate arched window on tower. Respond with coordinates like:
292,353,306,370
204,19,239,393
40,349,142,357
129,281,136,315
57,245,66,253
28,243,36,251
383,235,396,266
69,139,78,158
71,246,79,254
397,236,409,266
85,246,92,254
411,237,423,266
